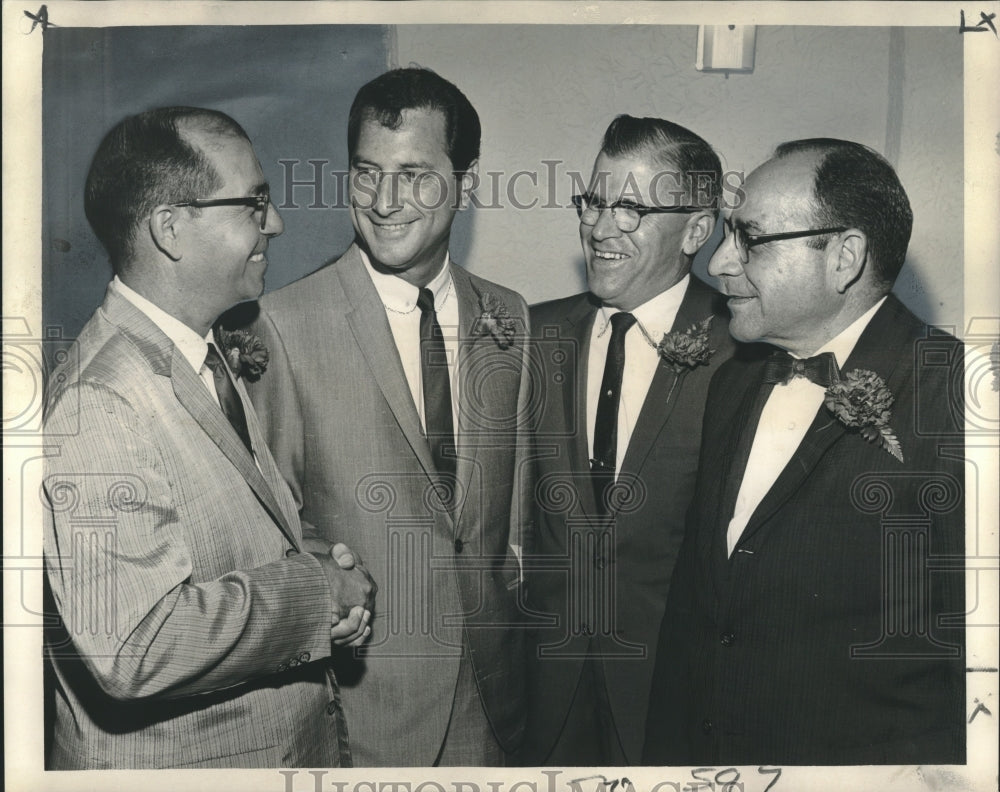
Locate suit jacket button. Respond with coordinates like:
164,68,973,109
454,539,464,553
285,548,299,557
277,663,288,673
326,700,339,716
720,632,736,647
701,719,713,734
299,651,311,663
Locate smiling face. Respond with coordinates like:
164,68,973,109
179,127,283,315
708,152,841,355
581,150,704,312
349,108,471,287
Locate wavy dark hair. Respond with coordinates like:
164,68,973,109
348,67,480,172
600,114,723,211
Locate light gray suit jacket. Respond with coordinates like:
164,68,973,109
245,244,531,765
43,286,347,769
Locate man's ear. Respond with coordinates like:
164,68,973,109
682,210,716,256
831,228,868,293
457,160,479,211
149,204,183,261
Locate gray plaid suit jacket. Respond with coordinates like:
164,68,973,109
42,286,347,769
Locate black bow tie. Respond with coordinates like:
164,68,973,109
762,350,840,388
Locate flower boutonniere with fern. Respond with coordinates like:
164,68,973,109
823,368,903,462
655,316,715,374
475,291,517,349
215,328,269,382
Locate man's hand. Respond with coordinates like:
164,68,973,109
310,542,377,647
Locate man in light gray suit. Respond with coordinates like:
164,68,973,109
43,107,374,769
244,68,531,766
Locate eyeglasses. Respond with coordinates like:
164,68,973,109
722,217,847,264
572,193,704,233
172,191,271,231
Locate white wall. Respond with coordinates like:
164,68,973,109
395,25,963,328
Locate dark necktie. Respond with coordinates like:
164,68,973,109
762,350,840,388
591,311,637,513
204,344,253,454
417,287,456,484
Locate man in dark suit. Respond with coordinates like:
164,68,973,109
521,115,738,765
42,107,374,769
244,68,531,766
644,139,965,765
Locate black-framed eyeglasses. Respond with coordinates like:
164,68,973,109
722,217,847,264
172,191,271,231
572,193,705,233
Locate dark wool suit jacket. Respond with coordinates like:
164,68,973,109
242,245,531,766
643,294,966,765
522,276,741,764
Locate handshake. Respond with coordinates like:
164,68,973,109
306,538,378,648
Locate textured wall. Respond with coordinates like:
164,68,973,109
396,25,963,328
42,25,390,337
42,24,963,335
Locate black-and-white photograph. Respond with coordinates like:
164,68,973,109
4,2,998,791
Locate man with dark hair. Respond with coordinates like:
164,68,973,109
244,67,531,766
644,139,965,765
520,115,738,765
43,106,374,769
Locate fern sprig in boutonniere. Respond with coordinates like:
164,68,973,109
655,316,716,374
215,328,269,382
824,368,903,462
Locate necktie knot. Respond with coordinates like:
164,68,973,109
204,343,226,374
609,311,637,336
417,287,436,316
762,350,840,388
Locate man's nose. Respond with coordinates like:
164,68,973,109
264,203,284,237
589,208,622,242
708,229,743,277
373,173,405,216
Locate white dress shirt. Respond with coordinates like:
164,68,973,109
586,274,690,477
360,251,459,434
726,297,887,556
111,276,222,407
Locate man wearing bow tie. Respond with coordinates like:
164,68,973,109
42,107,374,769
243,68,531,766
643,139,966,765
521,115,738,766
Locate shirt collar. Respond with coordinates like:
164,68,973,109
359,249,452,312
808,296,888,368
111,276,213,373
595,273,690,340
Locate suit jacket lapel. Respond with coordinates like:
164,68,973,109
101,288,299,549
710,361,771,571
560,296,600,517
451,268,481,529
734,296,916,550
171,356,300,549
337,247,438,481
618,278,712,480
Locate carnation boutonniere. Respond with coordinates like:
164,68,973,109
215,328,269,382
824,368,903,462
475,291,517,349
655,316,716,374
